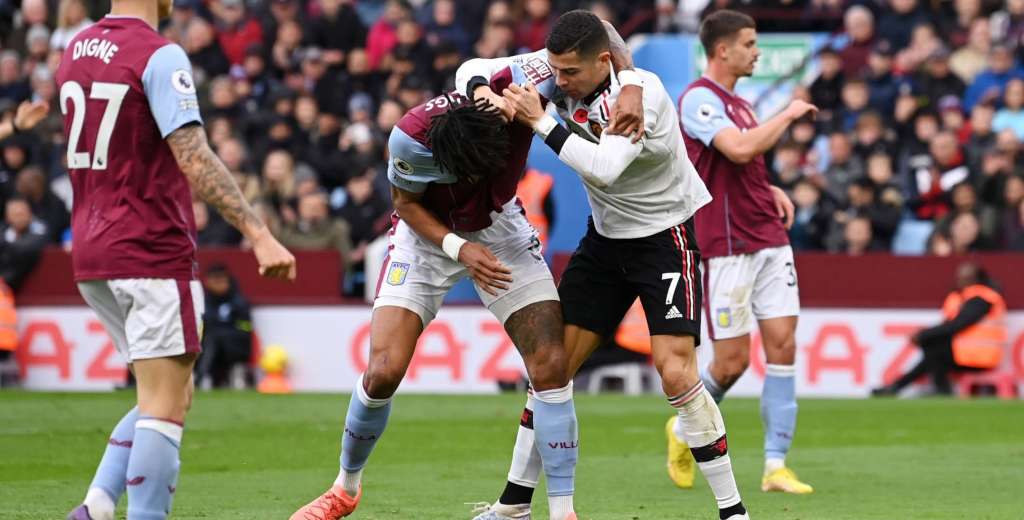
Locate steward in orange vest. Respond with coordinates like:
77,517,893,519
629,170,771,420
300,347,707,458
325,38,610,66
0,280,16,356
873,263,1007,396
516,169,555,249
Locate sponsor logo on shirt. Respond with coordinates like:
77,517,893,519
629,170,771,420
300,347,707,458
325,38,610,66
387,262,410,286
171,69,196,95
522,56,553,84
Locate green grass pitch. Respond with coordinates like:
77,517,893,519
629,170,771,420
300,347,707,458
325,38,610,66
1,391,1021,519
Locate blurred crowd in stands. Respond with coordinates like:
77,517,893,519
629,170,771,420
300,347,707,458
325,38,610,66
2,0,1024,298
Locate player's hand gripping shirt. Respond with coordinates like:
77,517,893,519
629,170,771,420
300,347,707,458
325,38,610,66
457,51,711,239
386,54,558,232
55,16,203,281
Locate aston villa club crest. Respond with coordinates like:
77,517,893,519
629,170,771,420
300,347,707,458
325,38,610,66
387,262,410,285
716,307,732,328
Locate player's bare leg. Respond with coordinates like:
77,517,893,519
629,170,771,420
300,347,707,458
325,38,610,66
656,335,747,520
477,321,597,520
291,306,422,520
758,316,811,494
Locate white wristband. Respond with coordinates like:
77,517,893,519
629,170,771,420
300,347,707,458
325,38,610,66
617,69,643,88
441,233,467,262
532,114,559,139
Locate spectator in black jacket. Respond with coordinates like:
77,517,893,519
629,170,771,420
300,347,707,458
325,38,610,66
0,196,47,291
14,165,67,243
309,0,367,69
196,264,254,389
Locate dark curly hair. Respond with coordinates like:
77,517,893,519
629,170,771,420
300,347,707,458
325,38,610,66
427,96,510,181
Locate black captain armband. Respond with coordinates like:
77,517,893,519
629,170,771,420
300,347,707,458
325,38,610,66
543,125,572,155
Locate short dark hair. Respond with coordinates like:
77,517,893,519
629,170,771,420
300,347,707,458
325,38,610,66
427,97,510,181
699,9,756,56
545,9,609,57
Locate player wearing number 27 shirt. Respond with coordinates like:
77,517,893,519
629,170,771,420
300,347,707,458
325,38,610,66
57,10,294,520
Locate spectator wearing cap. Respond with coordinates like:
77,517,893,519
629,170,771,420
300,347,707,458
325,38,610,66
183,17,231,80
367,0,412,70
14,165,66,243
950,17,991,84
938,96,968,142
877,0,932,52
49,0,91,51
963,44,1024,113
915,46,965,106
213,0,265,66
865,40,899,117
0,196,47,291
993,78,1024,140
839,5,875,77
0,52,29,104
4,0,48,54
308,0,367,68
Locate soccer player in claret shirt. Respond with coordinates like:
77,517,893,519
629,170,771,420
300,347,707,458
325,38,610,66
464,10,748,520
57,0,296,518
675,9,818,495
289,21,644,520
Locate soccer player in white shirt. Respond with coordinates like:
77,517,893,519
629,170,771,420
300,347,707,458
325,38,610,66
466,10,749,520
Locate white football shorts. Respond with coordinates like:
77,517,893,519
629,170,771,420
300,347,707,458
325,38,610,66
78,278,205,361
374,198,559,325
703,245,800,340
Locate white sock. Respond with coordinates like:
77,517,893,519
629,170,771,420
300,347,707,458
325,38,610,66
507,390,543,489
765,457,786,474
548,495,573,520
334,467,363,496
672,414,687,443
670,382,743,510
84,487,115,520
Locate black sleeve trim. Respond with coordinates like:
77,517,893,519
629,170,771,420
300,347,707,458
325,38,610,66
466,76,489,99
544,125,572,155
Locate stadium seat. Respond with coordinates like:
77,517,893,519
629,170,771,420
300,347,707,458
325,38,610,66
585,362,655,395
891,219,935,256
956,370,1019,399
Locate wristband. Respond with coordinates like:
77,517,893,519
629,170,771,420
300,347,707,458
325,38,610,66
532,114,559,140
442,233,467,262
617,69,643,88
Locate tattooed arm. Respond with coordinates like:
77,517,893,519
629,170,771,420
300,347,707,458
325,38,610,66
167,123,297,280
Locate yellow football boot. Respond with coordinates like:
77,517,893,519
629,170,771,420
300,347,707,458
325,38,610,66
665,416,695,489
761,467,814,494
